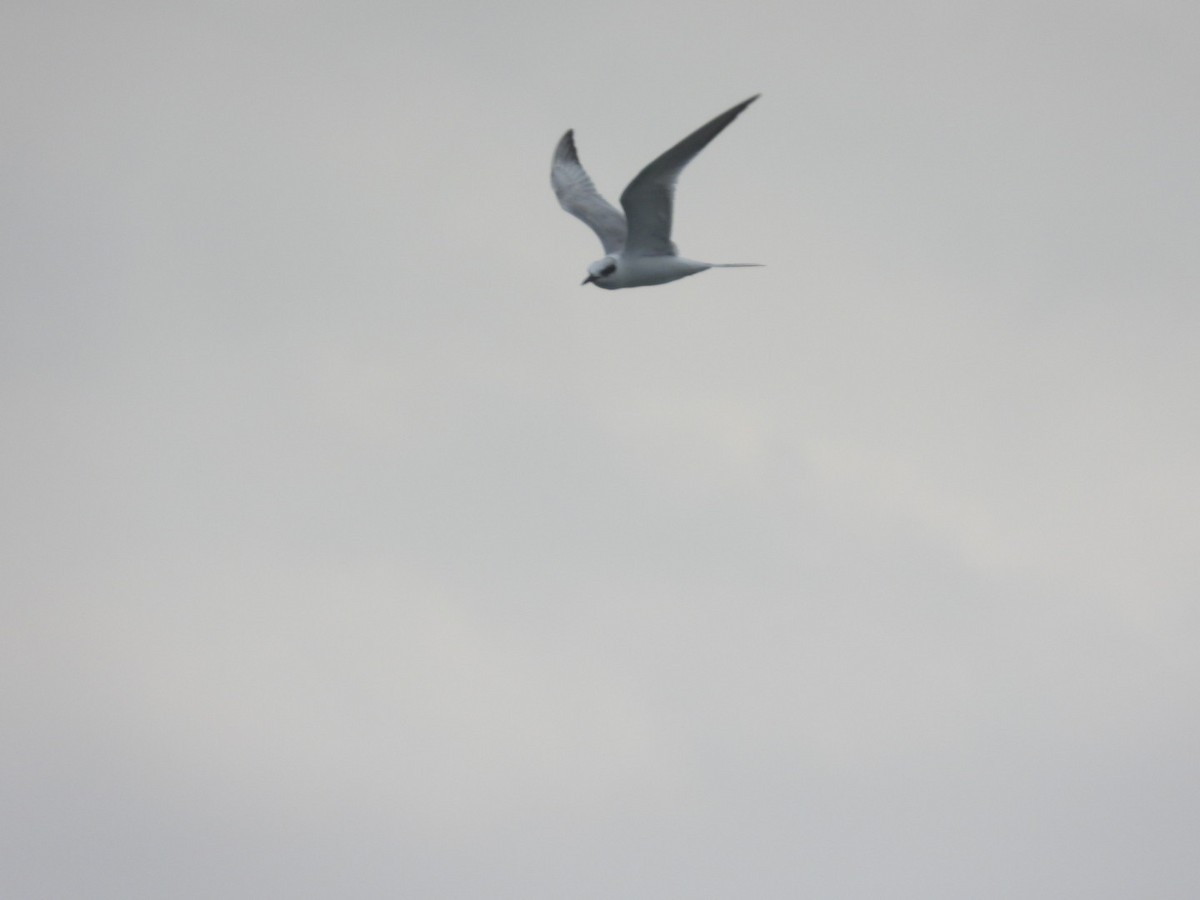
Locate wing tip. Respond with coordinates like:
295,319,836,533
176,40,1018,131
554,129,579,164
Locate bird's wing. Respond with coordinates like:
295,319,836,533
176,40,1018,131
551,130,627,255
619,95,759,258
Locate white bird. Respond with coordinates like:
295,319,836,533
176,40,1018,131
551,95,763,290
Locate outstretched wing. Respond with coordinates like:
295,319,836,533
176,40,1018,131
619,95,759,258
551,130,627,255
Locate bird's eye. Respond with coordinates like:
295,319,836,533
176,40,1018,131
601,264,616,277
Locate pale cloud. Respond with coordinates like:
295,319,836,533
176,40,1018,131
3,2,1199,897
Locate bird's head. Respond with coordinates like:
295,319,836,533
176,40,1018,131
582,256,618,287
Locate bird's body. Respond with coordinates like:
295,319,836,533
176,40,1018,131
586,255,713,290
551,95,762,290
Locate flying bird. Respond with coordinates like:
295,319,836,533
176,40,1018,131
551,95,762,290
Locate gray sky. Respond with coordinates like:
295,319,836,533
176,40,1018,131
3,1,1199,897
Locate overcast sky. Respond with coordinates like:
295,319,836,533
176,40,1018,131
3,1,1199,897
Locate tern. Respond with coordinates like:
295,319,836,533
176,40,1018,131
551,94,763,290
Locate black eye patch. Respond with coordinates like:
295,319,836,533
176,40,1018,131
600,264,616,277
